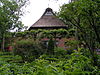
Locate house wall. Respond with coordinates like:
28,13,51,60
41,37,75,49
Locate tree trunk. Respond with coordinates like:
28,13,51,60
1,34,5,52
90,48,98,66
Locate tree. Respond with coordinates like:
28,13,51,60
48,38,55,54
58,0,100,66
0,0,29,51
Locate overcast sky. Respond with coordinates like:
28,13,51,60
21,0,69,28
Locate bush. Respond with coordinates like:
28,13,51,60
54,47,67,56
0,51,100,75
13,39,45,62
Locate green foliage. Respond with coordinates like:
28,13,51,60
0,52,22,63
14,29,68,41
59,0,100,48
13,39,45,62
54,47,68,58
0,50,100,75
59,0,100,66
65,40,79,50
0,0,29,51
42,29,68,39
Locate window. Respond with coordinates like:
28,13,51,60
45,11,53,16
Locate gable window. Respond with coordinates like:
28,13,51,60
45,11,53,16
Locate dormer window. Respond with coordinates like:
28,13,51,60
45,11,53,16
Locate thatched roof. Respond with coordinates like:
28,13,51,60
29,8,67,30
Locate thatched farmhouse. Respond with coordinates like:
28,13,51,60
29,8,72,49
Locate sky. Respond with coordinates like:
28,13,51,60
21,0,69,28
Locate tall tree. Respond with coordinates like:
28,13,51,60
58,0,100,66
0,0,29,51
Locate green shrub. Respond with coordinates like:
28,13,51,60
13,39,45,62
0,52,22,63
0,51,100,75
54,47,67,57
65,40,79,50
